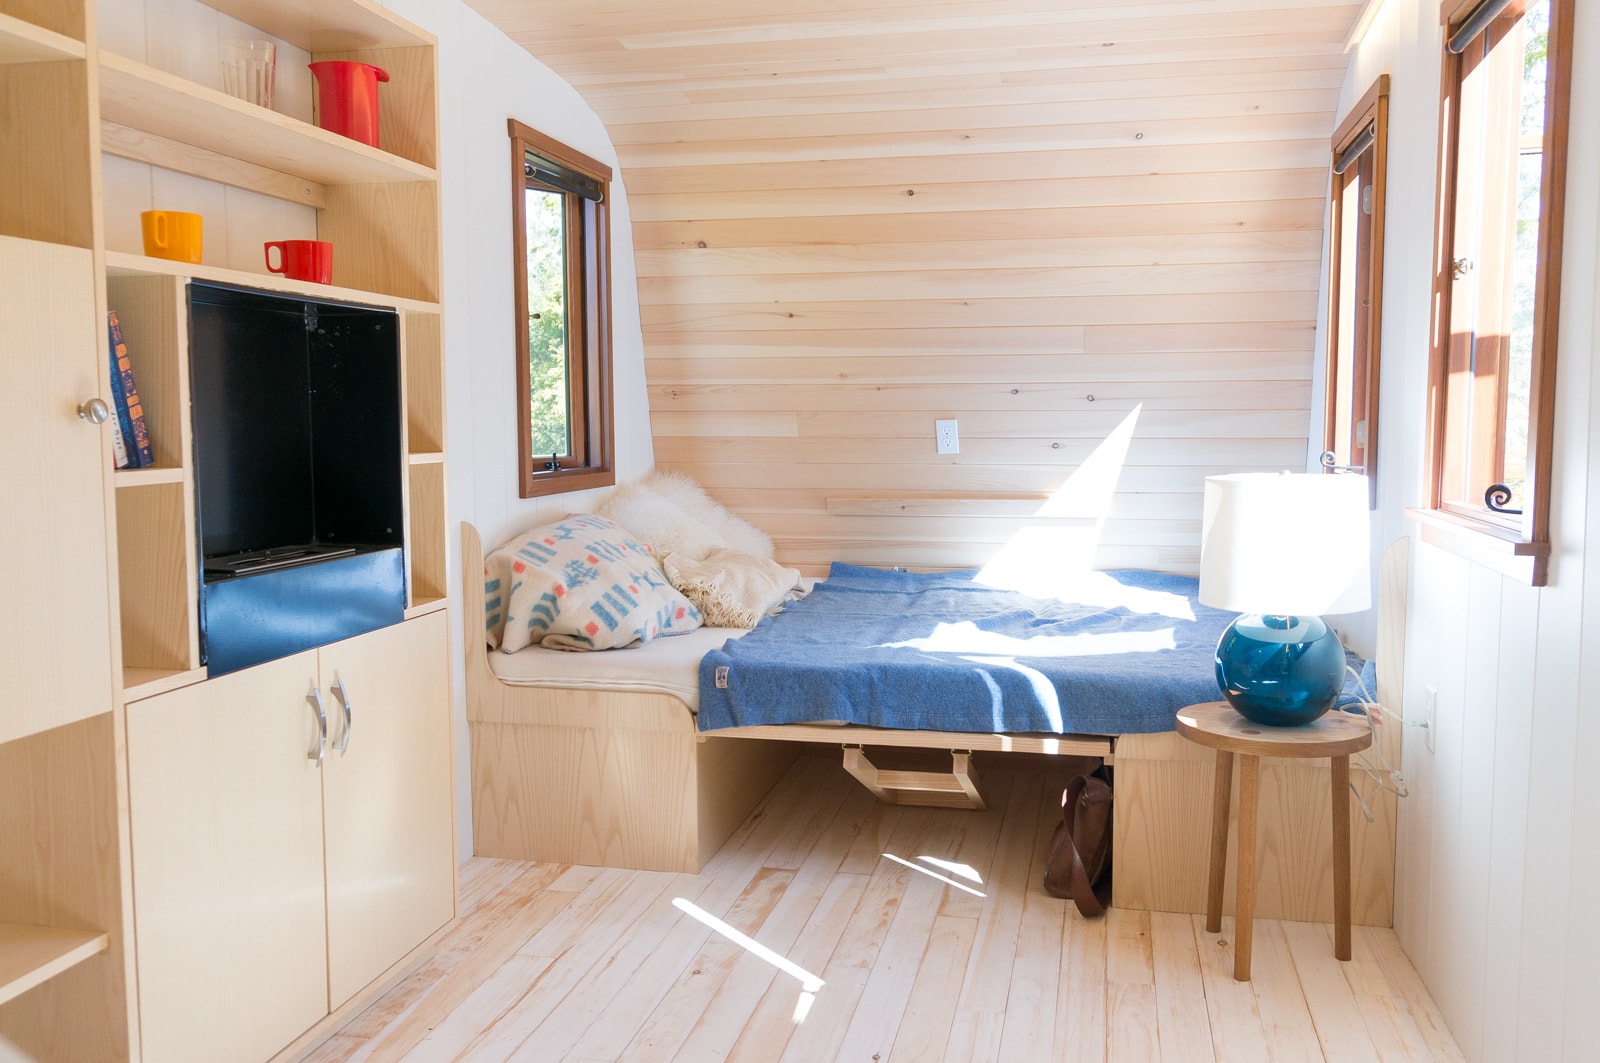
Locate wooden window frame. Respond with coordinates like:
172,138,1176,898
1324,75,1390,509
510,119,615,498
1410,0,1574,585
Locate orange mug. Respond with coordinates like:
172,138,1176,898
141,210,203,263
264,239,333,284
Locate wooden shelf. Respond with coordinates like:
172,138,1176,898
97,52,436,186
122,666,207,704
198,0,430,53
0,12,85,63
0,924,109,1007
104,251,440,314
114,466,183,487
404,598,447,620
407,451,444,465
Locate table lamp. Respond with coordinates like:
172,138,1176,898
1199,472,1371,726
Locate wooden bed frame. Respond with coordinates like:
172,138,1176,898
464,521,1407,925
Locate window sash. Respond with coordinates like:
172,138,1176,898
1323,76,1388,507
509,119,616,498
1417,0,1572,583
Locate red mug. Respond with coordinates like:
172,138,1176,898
264,239,333,284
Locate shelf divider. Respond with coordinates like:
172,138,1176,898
0,12,86,63
0,923,109,1007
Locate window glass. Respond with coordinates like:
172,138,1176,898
524,184,572,462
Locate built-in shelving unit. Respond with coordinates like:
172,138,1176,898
3,0,449,1057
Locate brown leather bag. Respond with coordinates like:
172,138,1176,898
1043,767,1113,917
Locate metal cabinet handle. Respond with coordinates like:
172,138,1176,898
331,676,353,755
306,685,327,767
78,398,110,424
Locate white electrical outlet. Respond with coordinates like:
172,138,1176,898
935,419,959,454
1424,686,1437,753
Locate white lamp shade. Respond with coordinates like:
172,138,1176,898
1200,472,1371,616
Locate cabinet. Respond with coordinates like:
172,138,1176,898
1,0,452,1059
126,612,453,1063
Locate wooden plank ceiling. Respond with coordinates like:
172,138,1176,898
470,0,1364,574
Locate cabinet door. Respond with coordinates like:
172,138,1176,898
0,236,113,744
125,652,329,1063
320,611,454,1007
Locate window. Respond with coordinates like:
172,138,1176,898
1323,76,1390,508
509,119,615,497
1417,0,1574,584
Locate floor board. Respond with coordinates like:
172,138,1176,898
305,754,1464,1062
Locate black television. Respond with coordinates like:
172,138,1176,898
188,281,405,676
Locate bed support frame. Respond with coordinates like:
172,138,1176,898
712,723,1113,811
841,746,984,809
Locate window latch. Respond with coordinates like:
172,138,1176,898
1319,450,1364,474
544,453,561,472
1451,257,1474,280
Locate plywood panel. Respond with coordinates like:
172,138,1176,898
471,0,1364,573
0,237,114,745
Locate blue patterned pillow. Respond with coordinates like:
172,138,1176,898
484,514,702,652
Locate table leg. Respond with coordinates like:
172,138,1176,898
1205,749,1234,933
1331,753,1352,961
1234,752,1260,981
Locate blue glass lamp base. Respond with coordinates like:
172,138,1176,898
1214,614,1346,726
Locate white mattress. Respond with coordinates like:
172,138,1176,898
484,625,747,711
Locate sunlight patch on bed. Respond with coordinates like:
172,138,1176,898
882,853,987,897
976,405,1141,600
971,657,1062,731
884,621,1178,658
671,897,824,1023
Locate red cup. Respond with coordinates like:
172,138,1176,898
264,239,333,284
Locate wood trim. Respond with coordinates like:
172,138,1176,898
1324,76,1389,508
1330,74,1390,152
99,120,329,209
1523,0,1574,556
510,120,617,498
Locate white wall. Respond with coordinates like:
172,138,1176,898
1344,1,1600,1059
379,0,657,861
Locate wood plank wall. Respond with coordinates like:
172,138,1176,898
474,0,1366,574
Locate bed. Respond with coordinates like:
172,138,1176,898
463,520,1407,926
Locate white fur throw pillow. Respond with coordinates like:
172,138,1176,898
596,470,773,561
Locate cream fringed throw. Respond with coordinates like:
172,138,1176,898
662,549,802,629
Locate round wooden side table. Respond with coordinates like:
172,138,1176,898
1175,701,1373,982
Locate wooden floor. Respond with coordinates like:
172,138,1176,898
305,754,1463,1062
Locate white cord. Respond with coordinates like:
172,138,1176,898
1334,663,1409,822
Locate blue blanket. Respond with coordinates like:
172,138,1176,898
697,563,1248,735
